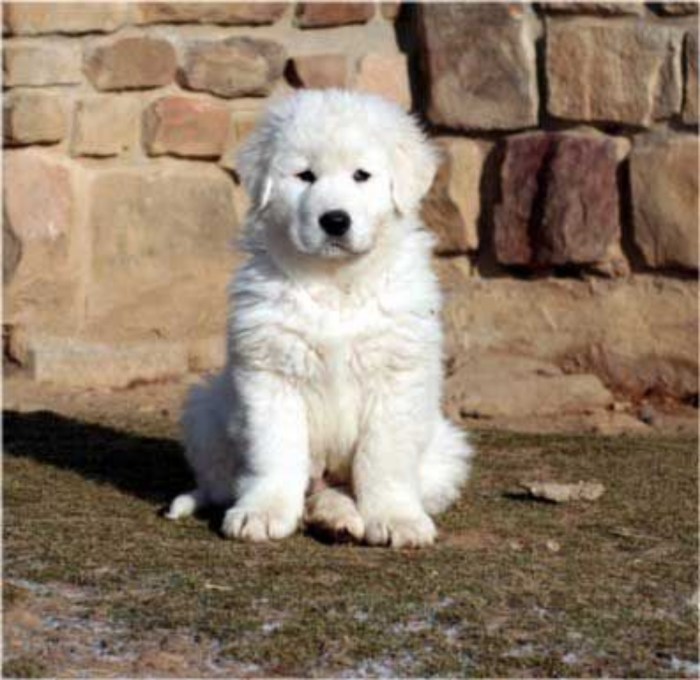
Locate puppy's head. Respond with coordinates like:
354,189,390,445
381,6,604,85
237,90,438,261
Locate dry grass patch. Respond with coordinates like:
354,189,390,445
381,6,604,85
3,395,698,677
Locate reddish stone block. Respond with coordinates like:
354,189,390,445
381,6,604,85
494,132,620,268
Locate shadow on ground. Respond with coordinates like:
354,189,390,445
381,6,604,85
3,410,191,506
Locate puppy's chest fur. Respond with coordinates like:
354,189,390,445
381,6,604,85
238,283,426,479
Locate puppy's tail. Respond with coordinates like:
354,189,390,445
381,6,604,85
419,419,473,516
165,489,206,520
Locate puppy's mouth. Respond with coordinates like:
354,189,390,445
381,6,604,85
318,239,369,259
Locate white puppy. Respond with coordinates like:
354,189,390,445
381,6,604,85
167,90,472,548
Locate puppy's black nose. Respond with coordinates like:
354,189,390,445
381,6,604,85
319,210,351,237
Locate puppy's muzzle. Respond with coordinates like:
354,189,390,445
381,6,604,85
319,210,351,237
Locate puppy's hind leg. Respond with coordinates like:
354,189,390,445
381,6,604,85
304,486,365,542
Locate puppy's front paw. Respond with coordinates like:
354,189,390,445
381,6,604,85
363,511,436,549
222,501,300,542
304,489,365,541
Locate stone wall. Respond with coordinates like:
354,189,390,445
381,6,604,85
3,2,699,415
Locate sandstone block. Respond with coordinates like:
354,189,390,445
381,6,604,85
188,336,226,372
547,21,683,126
381,3,402,21
630,135,698,270
232,182,252,225
85,163,238,316
85,36,177,91
3,149,78,328
288,54,350,89
4,149,73,245
27,337,188,388
422,138,484,254
4,2,127,35
542,3,644,15
442,276,698,401
3,41,82,86
494,132,620,268
354,53,411,108
183,37,286,98
417,4,539,130
433,258,474,297
220,110,262,172
683,32,698,124
3,220,21,286
655,3,698,15
4,91,67,145
446,354,614,419
71,95,140,157
143,96,231,158
135,2,287,25
296,3,375,28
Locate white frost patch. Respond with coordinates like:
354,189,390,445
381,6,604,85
443,624,461,642
533,605,549,619
562,652,579,665
436,597,456,609
504,643,535,659
347,652,419,678
261,621,283,634
6,578,52,596
670,657,700,677
352,659,397,678
206,658,260,676
391,618,431,634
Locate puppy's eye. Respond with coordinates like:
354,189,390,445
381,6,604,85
296,170,316,183
353,169,371,183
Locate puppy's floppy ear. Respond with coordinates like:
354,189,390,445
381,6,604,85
390,118,440,216
236,125,273,210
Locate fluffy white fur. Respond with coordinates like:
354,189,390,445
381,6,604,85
167,90,472,548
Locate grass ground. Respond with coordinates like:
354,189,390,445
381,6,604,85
3,377,698,677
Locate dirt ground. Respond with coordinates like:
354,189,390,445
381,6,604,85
3,373,699,678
